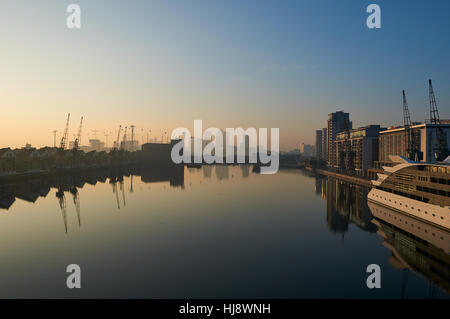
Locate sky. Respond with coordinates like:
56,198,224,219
0,0,449,150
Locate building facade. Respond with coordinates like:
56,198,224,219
322,128,327,161
315,130,323,159
334,125,382,175
379,123,450,163
327,111,352,166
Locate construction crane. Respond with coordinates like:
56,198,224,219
59,113,70,150
113,125,122,150
130,125,135,151
52,130,58,148
122,126,128,150
73,116,83,150
428,79,449,161
402,90,420,161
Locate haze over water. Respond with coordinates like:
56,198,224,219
0,165,448,298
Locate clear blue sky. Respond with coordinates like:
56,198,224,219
1,0,449,149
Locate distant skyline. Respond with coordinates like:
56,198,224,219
1,0,449,150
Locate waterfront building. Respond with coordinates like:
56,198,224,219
322,128,327,161
327,111,352,167
379,122,450,163
315,130,322,159
334,125,382,175
0,148,16,173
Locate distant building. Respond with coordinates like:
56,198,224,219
89,139,106,152
379,122,450,163
334,125,382,175
327,111,351,166
315,130,322,159
322,128,327,161
300,143,314,157
0,148,16,173
120,140,140,152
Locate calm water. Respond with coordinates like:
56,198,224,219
0,165,449,298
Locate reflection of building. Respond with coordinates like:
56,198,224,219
240,165,250,178
379,122,450,163
369,201,450,295
323,177,376,233
202,165,212,178
314,177,326,198
0,164,186,214
327,111,352,167
215,165,229,180
334,125,382,175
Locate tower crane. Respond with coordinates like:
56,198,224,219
73,116,83,150
122,126,128,150
428,79,449,161
114,125,122,150
60,113,70,150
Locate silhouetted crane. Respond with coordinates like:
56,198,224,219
59,113,70,150
402,90,420,161
428,79,449,161
73,116,83,150
113,125,122,150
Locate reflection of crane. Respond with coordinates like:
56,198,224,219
60,113,70,150
402,91,420,161
110,178,120,209
428,79,449,161
73,116,83,150
130,175,134,193
70,186,81,227
56,187,68,234
120,180,126,207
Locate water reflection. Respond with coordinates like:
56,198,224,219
0,165,185,232
369,201,450,295
1,167,449,298
315,176,377,234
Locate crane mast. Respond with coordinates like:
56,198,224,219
73,116,83,150
402,90,419,161
428,79,449,161
114,125,122,150
60,113,70,150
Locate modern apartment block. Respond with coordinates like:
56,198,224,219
315,130,323,159
322,128,327,161
334,125,382,175
327,111,352,166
